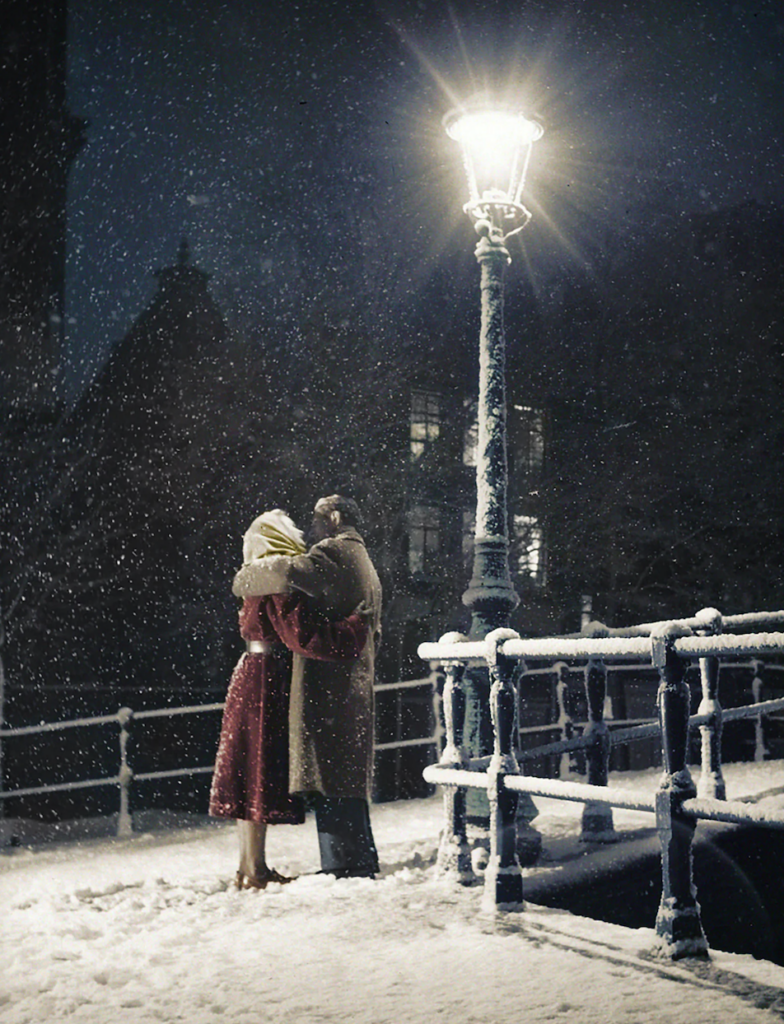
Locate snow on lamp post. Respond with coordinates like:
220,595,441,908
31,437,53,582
444,102,542,637
444,102,543,852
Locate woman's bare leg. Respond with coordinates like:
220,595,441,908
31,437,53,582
236,819,296,887
238,819,268,879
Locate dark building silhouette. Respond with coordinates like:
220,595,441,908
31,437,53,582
0,0,88,751
0,0,86,410
67,240,235,690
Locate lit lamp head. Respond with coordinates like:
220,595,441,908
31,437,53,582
444,104,542,234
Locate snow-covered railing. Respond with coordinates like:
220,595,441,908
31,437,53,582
0,677,442,833
567,608,784,639
418,609,784,960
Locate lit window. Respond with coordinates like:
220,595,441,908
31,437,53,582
408,505,440,574
410,390,441,461
512,405,545,477
514,514,544,582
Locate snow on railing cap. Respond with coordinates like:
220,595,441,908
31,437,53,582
695,607,722,633
439,631,468,645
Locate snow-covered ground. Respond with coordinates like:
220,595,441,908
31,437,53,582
3,763,784,1024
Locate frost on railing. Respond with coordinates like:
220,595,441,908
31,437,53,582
418,608,784,961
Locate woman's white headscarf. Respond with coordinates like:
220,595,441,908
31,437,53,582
242,509,306,563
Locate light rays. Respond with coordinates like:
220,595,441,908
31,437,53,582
375,1,616,292
374,0,687,302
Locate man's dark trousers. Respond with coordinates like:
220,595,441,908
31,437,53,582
315,795,379,878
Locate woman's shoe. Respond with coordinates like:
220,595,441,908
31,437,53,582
235,868,296,890
235,870,269,890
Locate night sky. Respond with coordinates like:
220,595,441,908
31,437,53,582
64,0,784,400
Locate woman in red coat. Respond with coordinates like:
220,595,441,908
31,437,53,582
209,510,369,890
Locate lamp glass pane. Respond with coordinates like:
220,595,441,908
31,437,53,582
447,109,540,200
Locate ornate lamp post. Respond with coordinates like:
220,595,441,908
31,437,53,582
444,102,543,842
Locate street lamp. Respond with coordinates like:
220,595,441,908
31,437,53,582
444,100,542,843
444,102,542,638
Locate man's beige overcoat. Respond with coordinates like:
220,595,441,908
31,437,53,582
233,527,382,800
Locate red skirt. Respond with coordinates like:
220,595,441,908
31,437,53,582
209,645,305,825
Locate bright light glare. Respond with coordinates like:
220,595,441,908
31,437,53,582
445,108,543,200
446,110,542,154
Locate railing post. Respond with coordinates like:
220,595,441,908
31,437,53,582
751,660,768,762
581,658,615,842
695,608,725,800
434,633,476,884
513,658,542,866
554,662,572,779
482,628,523,912
117,707,134,837
651,625,708,959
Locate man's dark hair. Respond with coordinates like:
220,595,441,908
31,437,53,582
314,494,362,529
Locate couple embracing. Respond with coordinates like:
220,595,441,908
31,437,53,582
209,495,382,887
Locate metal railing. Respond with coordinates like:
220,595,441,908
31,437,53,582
0,703,224,837
418,607,784,961
0,676,443,835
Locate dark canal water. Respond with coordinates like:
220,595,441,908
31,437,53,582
526,823,784,965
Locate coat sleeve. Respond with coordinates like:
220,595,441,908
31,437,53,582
264,593,369,661
232,555,293,598
283,542,341,602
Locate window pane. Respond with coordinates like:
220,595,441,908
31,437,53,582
408,504,440,574
410,390,441,461
408,527,425,573
514,513,543,581
512,404,545,477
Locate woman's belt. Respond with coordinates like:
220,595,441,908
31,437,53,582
246,640,278,655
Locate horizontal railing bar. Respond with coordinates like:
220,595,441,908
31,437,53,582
418,641,487,662
423,764,655,811
133,765,215,782
0,776,121,799
424,764,784,829
420,636,651,661
682,797,784,829
2,681,445,741
374,736,438,751
519,733,595,760
420,631,784,665
518,718,655,747
600,721,662,746
0,703,228,737
723,610,784,629
422,764,488,788
0,714,122,737
133,703,225,721
519,723,565,737
518,720,660,759
503,773,656,810
674,632,784,658
569,610,784,639
375,678,433,692
519,698,784,761
711,697,784,724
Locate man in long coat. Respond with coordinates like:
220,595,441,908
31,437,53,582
233,494,382,878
